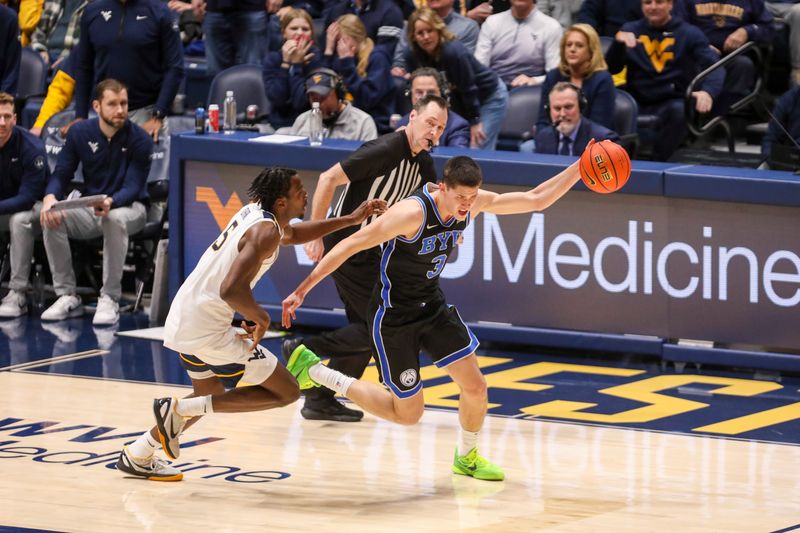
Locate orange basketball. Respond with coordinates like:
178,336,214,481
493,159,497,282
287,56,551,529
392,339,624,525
579,140,631,194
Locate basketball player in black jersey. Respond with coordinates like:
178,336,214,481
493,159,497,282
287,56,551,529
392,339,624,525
281,149,590,480
282,94,448,422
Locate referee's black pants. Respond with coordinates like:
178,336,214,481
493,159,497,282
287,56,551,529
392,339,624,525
302,249,378,404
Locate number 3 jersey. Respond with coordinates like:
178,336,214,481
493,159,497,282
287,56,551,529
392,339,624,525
377,183,470,310
163,203,283,357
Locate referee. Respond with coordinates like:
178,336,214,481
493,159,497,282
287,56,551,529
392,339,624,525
283,94,448,421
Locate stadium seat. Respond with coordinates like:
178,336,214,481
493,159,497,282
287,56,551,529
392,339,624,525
497,85,542,151
206,64,271,123
613,89,640,158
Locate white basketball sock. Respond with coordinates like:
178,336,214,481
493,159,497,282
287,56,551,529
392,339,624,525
458,429,479,456
309,363,356,396
128,431,159,459
176,395,214,417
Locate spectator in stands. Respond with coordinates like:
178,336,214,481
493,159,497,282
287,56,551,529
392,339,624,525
391,0,479,74
0,3,20,95
537,23,616,131
576,0,643,37
322,0,404,56
395,67,470,148
538,0,583,28
190,0,269,77
402,8,508,149
29,0,89,70
474,0,562,88
766,1,800,85
534,81,620,155
37,79,151,326
324,14,395,134
276,67,378,140
0,92,48,318
674,0,772,112
262,8,323,129
606,0,724,161
761,84,800,158
69,0,184,143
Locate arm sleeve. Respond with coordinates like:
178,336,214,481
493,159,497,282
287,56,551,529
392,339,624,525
744,3,774,45
33,68,75,128
445,115,470,148
460,19,480,53
544,26,561,71
392,32,409,70
46,128,81,199
154,11,185,116
73,13,94,119
447,46,482,122
473,21,492,66
29,0,57,51
374,5,404,54
586,71,616,130
111,132,152,207
18,0,44,44
335,52,392,109
575,0,602,29
536,70,556,129
691,31,724,98
340,136,397,182
263,53,293,108
0,12,21,94
0,141,47,215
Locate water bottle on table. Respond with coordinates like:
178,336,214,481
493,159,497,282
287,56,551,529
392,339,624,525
309,102,323,146
223,91,237,134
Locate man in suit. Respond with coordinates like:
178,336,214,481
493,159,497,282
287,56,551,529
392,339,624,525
535,81,619,155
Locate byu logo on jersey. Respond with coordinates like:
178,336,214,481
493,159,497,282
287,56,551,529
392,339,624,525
399,369,418,387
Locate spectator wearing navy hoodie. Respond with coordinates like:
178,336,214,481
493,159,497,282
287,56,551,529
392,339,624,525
674,0,773,112
38,79,152,327
607,0,724,160
0,4,20,95
69,0,184,144
262,8,323,129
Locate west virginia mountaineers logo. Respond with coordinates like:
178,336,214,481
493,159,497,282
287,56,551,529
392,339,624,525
638,35,675,73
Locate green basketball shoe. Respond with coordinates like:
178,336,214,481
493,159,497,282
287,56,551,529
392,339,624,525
452,447,505,481
286,343,321,390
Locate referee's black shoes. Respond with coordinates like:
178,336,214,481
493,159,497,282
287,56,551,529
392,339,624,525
281,337,364,422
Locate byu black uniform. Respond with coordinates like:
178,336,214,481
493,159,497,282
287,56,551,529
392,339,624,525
302,131,437,408
368,183,479,398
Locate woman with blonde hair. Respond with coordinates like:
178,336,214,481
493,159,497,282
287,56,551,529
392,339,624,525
262,8,323,129
401,7,507,150
536,23,616,130
324,14,394,133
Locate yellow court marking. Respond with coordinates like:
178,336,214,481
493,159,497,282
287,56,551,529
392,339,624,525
694,401,800,434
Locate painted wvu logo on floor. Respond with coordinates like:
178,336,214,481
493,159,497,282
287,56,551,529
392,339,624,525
639,35,675,73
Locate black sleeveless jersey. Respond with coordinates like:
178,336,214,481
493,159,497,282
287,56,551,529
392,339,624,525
377,183,471,309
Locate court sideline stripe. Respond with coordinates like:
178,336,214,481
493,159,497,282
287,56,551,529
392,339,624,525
0,350,109,371
771,524,800,533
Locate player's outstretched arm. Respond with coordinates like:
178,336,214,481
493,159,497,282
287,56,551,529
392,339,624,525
281,199,423,328
281,199,387,245
305,163,350,261
219,223,282,348
473,154,584,217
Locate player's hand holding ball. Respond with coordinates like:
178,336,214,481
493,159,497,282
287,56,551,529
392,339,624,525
579,139,631,194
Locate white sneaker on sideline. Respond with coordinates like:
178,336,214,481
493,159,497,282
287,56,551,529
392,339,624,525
0,290,28,318
41,294,83,321
93,294,120,326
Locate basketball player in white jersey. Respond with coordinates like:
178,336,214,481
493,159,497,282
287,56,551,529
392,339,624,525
116,167,385,481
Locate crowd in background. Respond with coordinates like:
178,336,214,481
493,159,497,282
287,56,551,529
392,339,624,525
3,0,800,324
